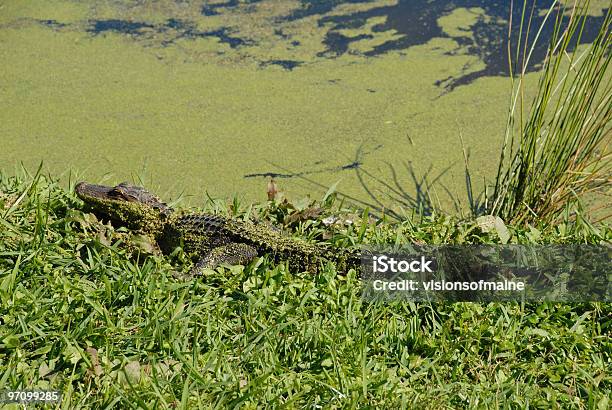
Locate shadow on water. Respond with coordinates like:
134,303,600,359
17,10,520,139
243,142,468,219
244,155,365,179
350,150,445,218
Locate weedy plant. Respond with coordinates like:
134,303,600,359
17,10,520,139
1,2,612,405
1,172,610,408
490,0,611,225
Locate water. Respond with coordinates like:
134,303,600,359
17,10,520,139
88,18,253,48
313,0,608,89
80,1,609,90
0,0,608,210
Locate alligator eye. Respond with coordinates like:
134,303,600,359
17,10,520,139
108,188,129,200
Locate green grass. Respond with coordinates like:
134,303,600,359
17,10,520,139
491,0,611,225
1,174,610,409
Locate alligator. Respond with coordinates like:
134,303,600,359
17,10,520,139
75,181,360,275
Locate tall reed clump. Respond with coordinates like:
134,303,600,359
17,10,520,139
490,0,611,225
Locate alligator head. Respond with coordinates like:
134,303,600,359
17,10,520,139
75,182,173,233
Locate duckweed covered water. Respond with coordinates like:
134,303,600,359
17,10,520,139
0,0,608,212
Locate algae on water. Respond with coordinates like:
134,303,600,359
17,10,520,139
0,0,608,212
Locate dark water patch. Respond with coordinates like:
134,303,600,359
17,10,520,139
434,76,453,88
302,0,608,90
202,4,221,16
205,28,253,47
88,19,155,35
318,31,373,56
274,28,291,39
37,19,67,29
443,2,607,89
87,18,253,48
286,0,375,21
163,19,253,48
166,18,188,30
201,0,263,16
261,59,303,70
164,19,237,40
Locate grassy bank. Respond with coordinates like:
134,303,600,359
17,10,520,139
0,174,610,408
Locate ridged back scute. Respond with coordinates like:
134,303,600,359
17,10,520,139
112,183,173,216
177,214,227,234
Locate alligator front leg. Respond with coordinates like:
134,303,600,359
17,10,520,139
189,243,258,276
